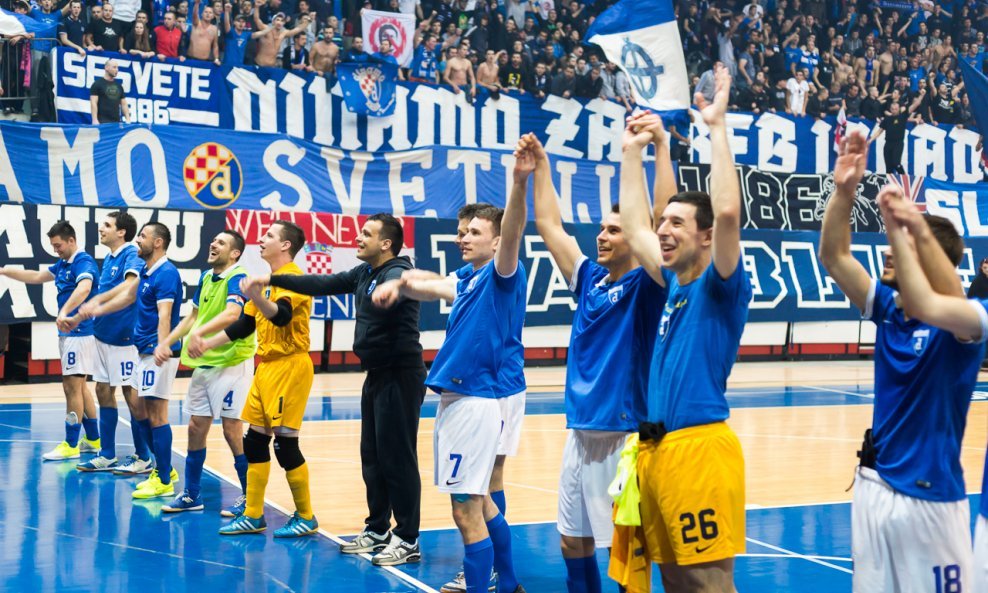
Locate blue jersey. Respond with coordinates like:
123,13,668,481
868,281,980,502
94,244,143,346
565,258,665,431
48,251,99,337
426,260,527,398
410,46,438,81
224,29,251,66
647,259,751,431
133,258,184,355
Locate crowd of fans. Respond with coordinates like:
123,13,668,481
1,0,986,140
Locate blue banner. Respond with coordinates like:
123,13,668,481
338,61,399,117
51,49,988,182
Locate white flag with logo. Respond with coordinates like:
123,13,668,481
361,9,416,67
586,0,690,116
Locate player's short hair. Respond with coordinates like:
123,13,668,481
457,202,493,222
473,206,504,237
107,210,137,242
221,229,246,258
141,222,172,250
272,220,305,257
610,203,620,214
366,213,404,256
925,215,965,267
47,221,76,241
667,191,714,231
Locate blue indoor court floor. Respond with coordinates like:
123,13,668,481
2,379,986,593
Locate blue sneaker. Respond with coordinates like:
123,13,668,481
219,514,267,535
273,512,318,538
163,489,205,513
220,494,247,518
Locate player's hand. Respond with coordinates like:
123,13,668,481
512,133,538,182
240,275,270,300
622,117,653,153
695,63,731,127
628,110,668,146
879,183,924,233
372,279,402,308
77,301,99,320
833,129,868,198
63,314,83,332
186,333,207,359
0,267,6,276
153,344,172,366
517,131,547,163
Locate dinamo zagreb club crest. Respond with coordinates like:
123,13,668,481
183,143,244,209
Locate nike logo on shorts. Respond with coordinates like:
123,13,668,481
694,544,713,554
445,479,462,486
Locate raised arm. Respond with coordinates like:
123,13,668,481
619,117,665,284
495,135,533,277
267,268,359,296
193,0,201,26
529,134,582,282
372,271,458,308
223,2,232,33
643,113,678,227
694,63,742,278
819,130,872,311
0,267,55,284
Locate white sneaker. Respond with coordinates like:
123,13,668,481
440,570,496,593
372,534,421,566
112,455,154,475
42,441,80,461
339,530,390,554
76,455,119,472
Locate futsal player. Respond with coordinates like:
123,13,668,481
373,149,534,593
619,63,751,591
0,221,101,460
71,222,184,500
526,115,670,593
820,133,979,591
74,211,151,474
205,220,318,538
153,230,255,515
257,214,425,564
873,186,988,593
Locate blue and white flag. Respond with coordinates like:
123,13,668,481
959,58,988,135
337,60,398,117
586,0,690,119
0,7,54,37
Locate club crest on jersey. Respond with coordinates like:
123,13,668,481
367,279,377,295
183,143,243,209
465,274,480,293
912,329,930,355
607,285,624,304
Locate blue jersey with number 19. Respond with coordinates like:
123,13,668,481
867,281,980,502
94,244,143,346
647,258,751,432
48,251,99,337
426,260,527,398
132,257,184,355
565,257,665,431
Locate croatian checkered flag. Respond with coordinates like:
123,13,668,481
586,0,690,120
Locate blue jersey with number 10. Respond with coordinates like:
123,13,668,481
48,251,99,337
133,257,184,355
426,260,527,398
565,258,665,431
94,244,143,346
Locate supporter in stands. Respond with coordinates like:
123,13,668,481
574,64,601,99
85,3,125,52
223,7,259,67
124,21,156,58
342,36,369,62
188,0,220,63
443,44,476,101
308,25,339,78
408,33,439,83
529,61,549,100
283,32,309,70
113,0,141,37
153,11,186,60
475,49,502,97
500,52,526,94
786,68,810,116
252,5,310,67
89,59,130,124
58,0,87,57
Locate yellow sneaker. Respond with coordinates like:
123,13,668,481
79,437,100,453
132,471,176,499
136,468,179,490
42,441,80,461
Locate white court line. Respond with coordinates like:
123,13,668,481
799,384,875,398
0,421,32,431
116,417,440,593
740,552,851,562
745,537,853,574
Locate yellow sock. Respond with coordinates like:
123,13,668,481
245,461,270,519
285,462,313,520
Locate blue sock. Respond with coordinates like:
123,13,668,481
463,538,495,593
131,418,151,460
485,513,518,593
65,422,81,447
99,408,118,458
490,490,507,516
137,419,153,461
234,454,248,493
82,417,99,441
583,554,601,593
151,425,173,485
186,448,206,498
564,555,601,593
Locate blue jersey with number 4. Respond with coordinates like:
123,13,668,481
426,260,527,398
133,257,184,355
48,251,99,337
565,258,665,431
868,281,980,502
95,244,143,346
647,258,751,431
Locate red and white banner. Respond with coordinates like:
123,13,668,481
361,9,416,67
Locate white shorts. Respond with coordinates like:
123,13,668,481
186,359,254,420
131,354,179,399
974,514,988,593
496,391,526,457
92,340,138,387
557,429,627,548
852,466,972,593
59,336,96,377
434,392,502,496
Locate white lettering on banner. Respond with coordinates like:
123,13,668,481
584,98,625,162
810,119,832,173
260,140,313,211
591,165,617,223
411,85,473,148
40,127,100,206
279,74,308,139
754,113,796,172
116,129,169,207
60,52,213,101
780,242,850,308
447,150,491,205
724,112,753,161
961,191,988,236
926,189,973,236
227,68,278,133
0,266,37,318
309,79,335,146
321,147,366,215
0,205,33,258
740,241,786,309
386,150,432,216
480,94,520,150
554,159,579,222
367,86,411,151
0,128,24,202
541,95,583,159
911,124,948,180
42,281,57,317
334,83,362,151
36,206,91,256
950,126,981,184
523,236,577,312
